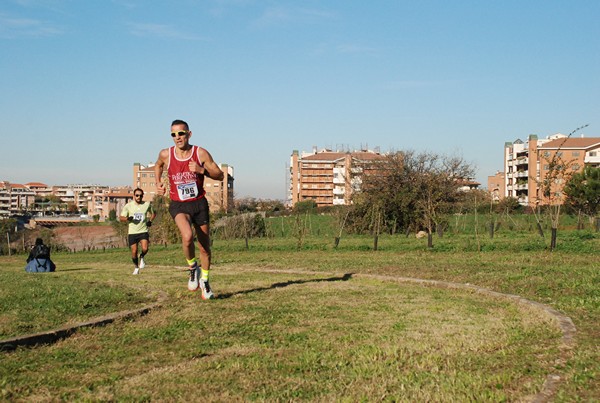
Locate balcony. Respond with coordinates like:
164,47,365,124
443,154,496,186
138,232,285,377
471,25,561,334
515,157,529,165
516,171,528,178
584,155,600,164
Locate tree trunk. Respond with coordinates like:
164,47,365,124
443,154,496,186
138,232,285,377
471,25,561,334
550,228,557,250
596,217,600,233
436,224,443,238
536,222,545,238
489,222,494,239
427,232,433,248
373,235,378,251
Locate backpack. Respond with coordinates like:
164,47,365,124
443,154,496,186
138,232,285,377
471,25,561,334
32,244,50,260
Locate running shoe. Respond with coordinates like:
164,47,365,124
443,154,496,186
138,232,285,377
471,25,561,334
133,268,140,275
199,279,214,300
139,257,146,269
188,265,200,291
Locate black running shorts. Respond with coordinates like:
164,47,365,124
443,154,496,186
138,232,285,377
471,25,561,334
128,232,150,247
169,197,210,226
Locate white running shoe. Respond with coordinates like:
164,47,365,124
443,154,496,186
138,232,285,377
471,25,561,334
139,257,146,269
133,268,140,275
200,279,214,300
188,266,200,291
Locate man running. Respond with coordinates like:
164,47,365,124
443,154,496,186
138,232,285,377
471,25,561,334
120,188,156,275
154,119,224,299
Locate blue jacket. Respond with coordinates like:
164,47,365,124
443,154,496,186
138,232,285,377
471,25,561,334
25,257,56,273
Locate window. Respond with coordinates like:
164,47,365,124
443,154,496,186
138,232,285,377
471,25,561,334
572,151,580,157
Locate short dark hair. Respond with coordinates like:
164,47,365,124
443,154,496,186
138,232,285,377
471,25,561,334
171,119,189,130
134,188,144,196
35,238,44,245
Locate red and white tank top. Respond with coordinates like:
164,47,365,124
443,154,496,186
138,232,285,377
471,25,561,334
167,145,206,202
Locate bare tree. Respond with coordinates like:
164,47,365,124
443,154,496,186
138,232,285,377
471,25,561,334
536,124,589,250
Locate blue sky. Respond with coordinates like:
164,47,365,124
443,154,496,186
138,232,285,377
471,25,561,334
1,0,599,200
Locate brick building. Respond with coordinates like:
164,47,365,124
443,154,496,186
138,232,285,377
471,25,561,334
289,148,385,207
500,133,600,206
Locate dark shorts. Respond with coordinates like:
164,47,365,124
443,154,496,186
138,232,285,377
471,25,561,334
169,197,210,226
128,232,150,247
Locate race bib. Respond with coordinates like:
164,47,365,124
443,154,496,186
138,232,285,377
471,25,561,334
133,212,145,222
177,182,198,200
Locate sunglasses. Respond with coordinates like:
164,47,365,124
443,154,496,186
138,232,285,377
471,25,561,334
171,131,189,138
134,194,143,198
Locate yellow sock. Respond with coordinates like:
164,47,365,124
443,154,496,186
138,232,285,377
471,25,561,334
186,258,197,267
201,269,209,281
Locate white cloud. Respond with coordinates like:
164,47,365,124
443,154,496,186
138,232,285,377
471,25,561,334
127,22,207,41
336,43,378,54
384,79,459,90
252,6,335,28
0,13,63,38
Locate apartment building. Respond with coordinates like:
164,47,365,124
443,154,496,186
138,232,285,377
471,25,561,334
133,162,235,213
487,171,505,203
0,181,36,217
51,184,110,213
289,148,385,207
502,133,600,207
85,187,134,220
0,180,135,220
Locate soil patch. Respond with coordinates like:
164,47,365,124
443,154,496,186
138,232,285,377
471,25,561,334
53,226,124,251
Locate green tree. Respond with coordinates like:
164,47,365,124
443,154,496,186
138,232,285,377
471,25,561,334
564,165,600,229
349,150,474,246
293,200,317,214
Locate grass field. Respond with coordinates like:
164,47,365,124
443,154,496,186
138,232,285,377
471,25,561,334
0,225,598,401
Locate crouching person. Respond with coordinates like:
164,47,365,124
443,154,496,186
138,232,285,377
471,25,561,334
25,238,56,273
